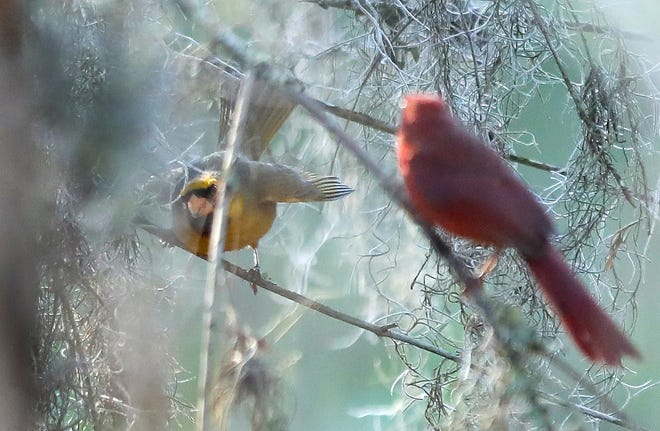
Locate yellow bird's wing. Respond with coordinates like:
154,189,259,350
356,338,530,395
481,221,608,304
193,53,301,160
217,73,300,161
243,160,353,203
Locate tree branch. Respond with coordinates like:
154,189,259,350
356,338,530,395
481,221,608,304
221,259,460,361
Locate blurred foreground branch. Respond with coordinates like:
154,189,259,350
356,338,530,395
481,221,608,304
196,70,256,431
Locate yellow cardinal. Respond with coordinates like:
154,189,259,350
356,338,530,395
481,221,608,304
138,73,352,264
171,152,353,260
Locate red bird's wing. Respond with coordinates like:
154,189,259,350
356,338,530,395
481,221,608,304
405,152,552,255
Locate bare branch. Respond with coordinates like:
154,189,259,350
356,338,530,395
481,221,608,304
222,259,460,361
318,100,397,134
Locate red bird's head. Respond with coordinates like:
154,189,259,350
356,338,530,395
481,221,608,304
397,94,452,156
400,94,446,129
397,93,450,168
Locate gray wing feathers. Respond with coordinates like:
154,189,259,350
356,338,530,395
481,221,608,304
155,152,353,204
300,172,354,201
250,162,353,203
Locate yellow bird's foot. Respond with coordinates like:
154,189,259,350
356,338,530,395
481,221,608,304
247,265,261,294
248,246,261,294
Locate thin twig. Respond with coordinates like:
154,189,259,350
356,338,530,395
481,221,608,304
136,220,459,361
550,355,638,428
508,154,566,175
318,100,397,134
304,0,394,11
537,391,647,431
319,101,565,173
525,0,587,122
564,22,654,43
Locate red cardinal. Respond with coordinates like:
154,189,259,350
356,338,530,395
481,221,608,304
396,93,639,366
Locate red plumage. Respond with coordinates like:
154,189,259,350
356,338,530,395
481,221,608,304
396,94,639,365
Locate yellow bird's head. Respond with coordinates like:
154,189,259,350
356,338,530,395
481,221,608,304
179,173,219,218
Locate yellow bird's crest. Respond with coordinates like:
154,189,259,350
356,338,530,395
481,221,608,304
179,173,218,197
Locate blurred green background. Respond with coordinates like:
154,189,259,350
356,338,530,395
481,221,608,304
599,2,660,429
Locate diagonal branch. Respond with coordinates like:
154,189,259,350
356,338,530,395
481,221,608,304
136,219,459,361
221,259,460,361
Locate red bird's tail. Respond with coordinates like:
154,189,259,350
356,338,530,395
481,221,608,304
524,245,639,366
